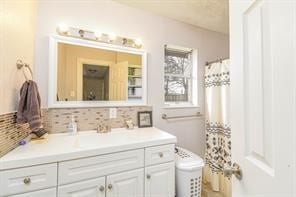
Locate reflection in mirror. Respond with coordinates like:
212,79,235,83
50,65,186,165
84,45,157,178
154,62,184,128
57,43,143,102
83,65,109,101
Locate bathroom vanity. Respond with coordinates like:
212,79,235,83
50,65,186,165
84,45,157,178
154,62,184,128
0,127,176,197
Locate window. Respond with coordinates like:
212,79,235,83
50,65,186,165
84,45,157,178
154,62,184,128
164,45,197,107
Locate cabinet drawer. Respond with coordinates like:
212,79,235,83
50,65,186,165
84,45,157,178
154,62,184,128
145,144,175,166
59,149,144,185
0,163,57,196
10,188,56,197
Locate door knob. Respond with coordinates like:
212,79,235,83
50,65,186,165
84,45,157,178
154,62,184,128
99,185,105,192
224,163,243,180
108,184,113,190
146,174,151,179
23,177,31,185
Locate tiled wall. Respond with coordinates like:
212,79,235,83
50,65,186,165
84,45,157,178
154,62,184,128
44,106,152,133
0,106,152,157
0,112,31,157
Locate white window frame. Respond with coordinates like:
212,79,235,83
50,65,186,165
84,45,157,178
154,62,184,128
164,45,198,108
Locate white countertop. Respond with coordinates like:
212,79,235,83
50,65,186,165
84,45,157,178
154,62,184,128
0,127,177,170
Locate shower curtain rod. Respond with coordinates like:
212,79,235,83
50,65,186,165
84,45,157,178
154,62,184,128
205,57,229,66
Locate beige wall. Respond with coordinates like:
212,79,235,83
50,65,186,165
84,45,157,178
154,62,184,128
117,52,141,65
35,0,229,156
0,0,36,114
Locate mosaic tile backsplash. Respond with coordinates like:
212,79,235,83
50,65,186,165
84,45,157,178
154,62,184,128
0,106,152,157
44,106,152,133
0,112,31,157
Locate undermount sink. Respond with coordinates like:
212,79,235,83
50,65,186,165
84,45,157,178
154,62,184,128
71,129,132,148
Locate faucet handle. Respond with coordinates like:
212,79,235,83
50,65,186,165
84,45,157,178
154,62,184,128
97,124,111,133
125,119,134,130
97,125,103,133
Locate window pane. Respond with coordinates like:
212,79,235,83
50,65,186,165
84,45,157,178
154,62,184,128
164,47,193,103
165,50,192,77
164,76,189,102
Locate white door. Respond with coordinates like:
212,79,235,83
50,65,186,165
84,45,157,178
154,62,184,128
106,169,144,197
145,162,175,197
109,61,128,100
58,177,105,197
230,0,296,196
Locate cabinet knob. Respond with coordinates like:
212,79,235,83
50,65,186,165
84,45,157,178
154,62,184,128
108,184,113,190
159,152,164,158
23,177,31,185
99,185,105,192
146,174,151,179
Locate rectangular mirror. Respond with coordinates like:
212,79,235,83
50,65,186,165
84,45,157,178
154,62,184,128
49,36,147,108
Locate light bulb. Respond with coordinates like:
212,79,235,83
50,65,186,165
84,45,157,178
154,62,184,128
108,33,116,41
135,38,142,47
57,23,69,34
94,31,102,39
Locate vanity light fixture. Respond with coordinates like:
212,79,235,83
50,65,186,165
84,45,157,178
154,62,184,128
57,23,69,34
122,38,128,45
94,31,102,40
135,38,142,47
56,25,143,49
108,33,117,42
78,29,85,38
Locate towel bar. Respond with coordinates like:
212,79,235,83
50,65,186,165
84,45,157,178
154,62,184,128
162,112,202,120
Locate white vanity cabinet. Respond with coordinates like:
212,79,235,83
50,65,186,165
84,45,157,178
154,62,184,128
56,145,174,197
0,128,177,197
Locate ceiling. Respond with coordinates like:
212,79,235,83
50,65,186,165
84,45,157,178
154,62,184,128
114,0,229,34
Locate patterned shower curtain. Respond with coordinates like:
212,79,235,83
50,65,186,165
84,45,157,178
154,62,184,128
203,59,231,196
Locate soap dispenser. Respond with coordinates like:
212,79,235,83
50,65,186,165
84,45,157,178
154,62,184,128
68,115,77,135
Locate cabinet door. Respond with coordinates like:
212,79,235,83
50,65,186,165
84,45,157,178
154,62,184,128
106,168,144,197
58,177,105,197
145,162,175,197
